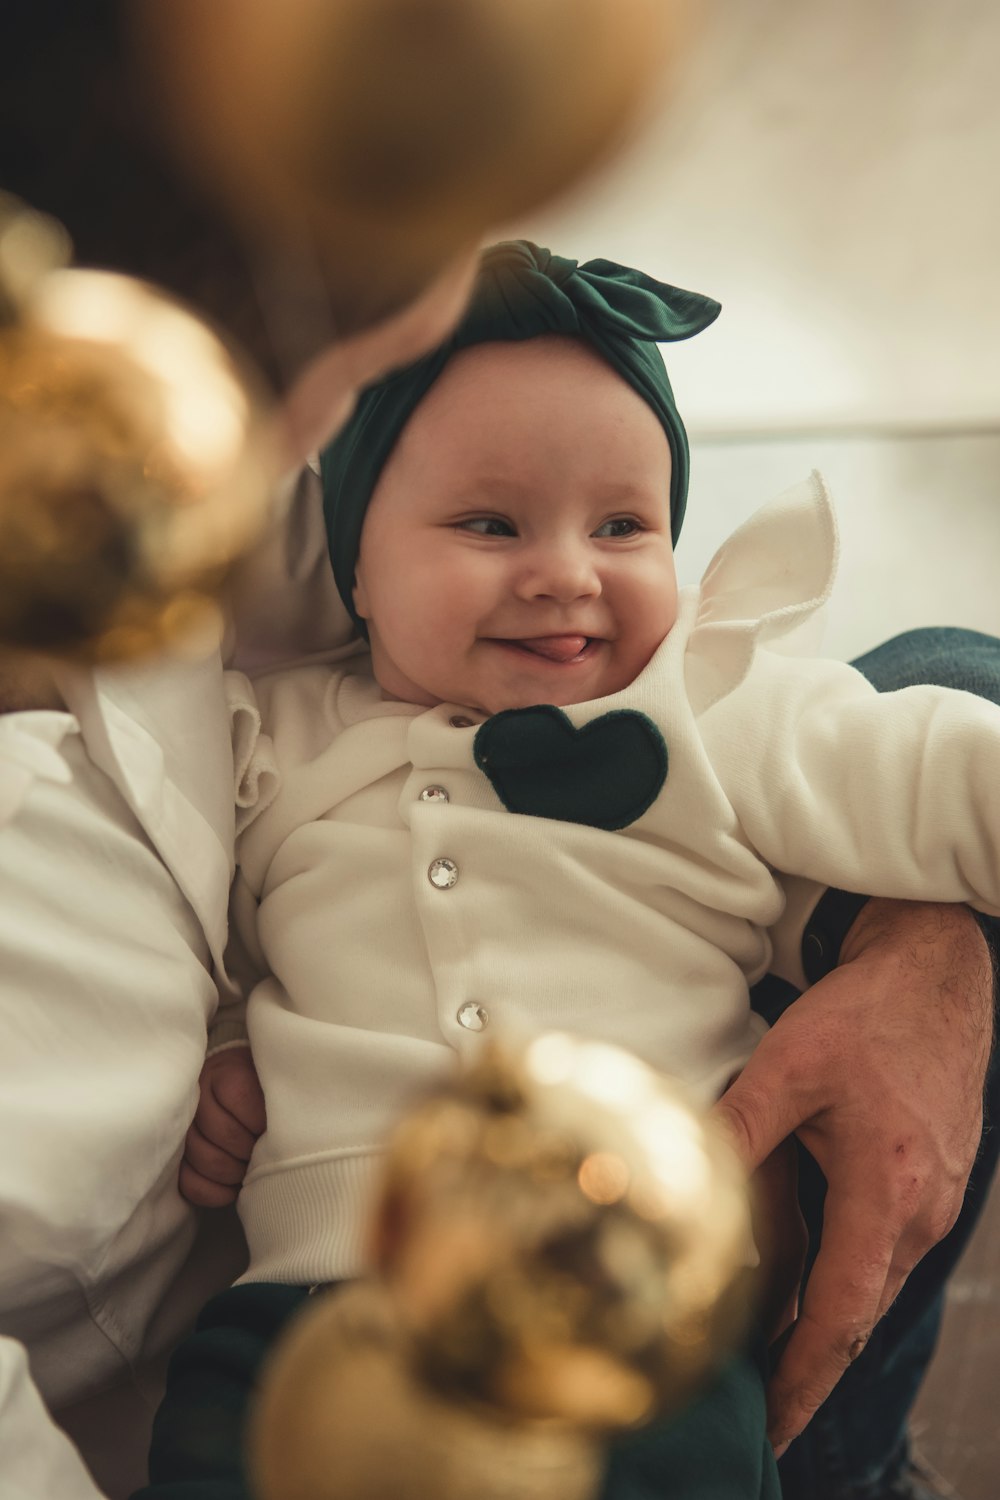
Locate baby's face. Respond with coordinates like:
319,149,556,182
353,336,678,716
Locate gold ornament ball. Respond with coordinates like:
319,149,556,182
0,199,276,662
250,1281,600,1500
135,0,686,302
250,1035,754,1500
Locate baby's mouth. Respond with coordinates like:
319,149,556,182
503,634,592,663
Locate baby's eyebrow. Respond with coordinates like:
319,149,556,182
448,476,661,501
453,475,531,496
597,480,662,502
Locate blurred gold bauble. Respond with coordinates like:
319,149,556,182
251,1035,753,1500
136,0,684,299
251,1281,600,1500
0,196,276,662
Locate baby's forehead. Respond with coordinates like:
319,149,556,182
409,334,641,435
380,333,672,502
444,333,610,385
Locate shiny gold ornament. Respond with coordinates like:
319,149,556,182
0,194,276,663
250,1282,601,1500
251,1034,754,1500
135,0,685,306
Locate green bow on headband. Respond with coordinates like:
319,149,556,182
321,240,720,628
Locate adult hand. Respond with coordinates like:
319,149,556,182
713,899,993,1454
180,1046,267,1208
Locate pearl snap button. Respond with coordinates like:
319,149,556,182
428,857,459,889
449,714,474,728
457,1002,489,1032
420,785,450,803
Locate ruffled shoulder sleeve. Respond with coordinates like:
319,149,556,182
224,670,281,837
684,471,839,714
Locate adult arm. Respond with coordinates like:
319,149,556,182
715,896,994,1452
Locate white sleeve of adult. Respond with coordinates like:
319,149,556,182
0,1338,107,1500
709,655,1000,915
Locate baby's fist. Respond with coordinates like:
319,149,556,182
180,1047,267,1208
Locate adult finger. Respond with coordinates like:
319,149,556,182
766,1192,893,1449
712,1043,813,1174
751,1141,806,1344
870,1229,934,1327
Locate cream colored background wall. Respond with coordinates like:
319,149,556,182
509,0,1000,662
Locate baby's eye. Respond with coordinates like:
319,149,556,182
594,516,643,538
457,516,516,537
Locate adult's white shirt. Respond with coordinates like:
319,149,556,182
0,657,237,1497
0,464,340,1495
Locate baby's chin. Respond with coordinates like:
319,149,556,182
478,673,635,716
372,659,640,717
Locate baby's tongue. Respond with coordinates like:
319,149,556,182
517,635,587,662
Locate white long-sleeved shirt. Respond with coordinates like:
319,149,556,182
0,1337,107,1500
0,462,341,1496
0,655,238,1499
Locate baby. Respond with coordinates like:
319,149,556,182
143,243,1000,1500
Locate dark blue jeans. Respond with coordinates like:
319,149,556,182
756,628,1000,1499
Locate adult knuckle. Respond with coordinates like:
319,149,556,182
716,1090,773,1165
883,1253,918,1294
874,1149,935,1220
921,1194,963,1248
883,1166,960,1245
798,1307,873,1374
844,1328,873,1363
829,1318,874,1368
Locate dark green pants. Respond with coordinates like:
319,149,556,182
132,1283,780,1500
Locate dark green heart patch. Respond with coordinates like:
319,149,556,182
473,705,667,831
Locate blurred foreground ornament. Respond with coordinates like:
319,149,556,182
136,0,684,304
251,1034,754,1500
0,192,276,663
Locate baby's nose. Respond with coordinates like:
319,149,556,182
519,543,601,602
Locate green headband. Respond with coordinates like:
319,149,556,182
320,240,720,627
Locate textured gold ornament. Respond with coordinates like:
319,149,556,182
0,193,276,663
251,1281,601,1500
251,1034,754,1500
